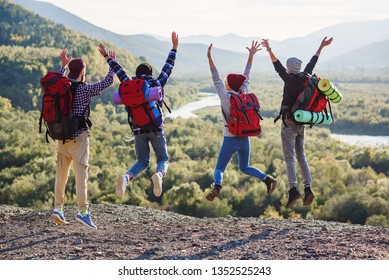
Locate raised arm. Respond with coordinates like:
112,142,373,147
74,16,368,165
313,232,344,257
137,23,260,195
241,41,261,93
60,49,72,68
207,43,216,70
99,44,116,61
314,36,333,57
261,39,278,63
246,40,261,67
262,39,291,82
303,36,333,74
207,43,230,102
172,31,178,50
99,43,129,82
156,32,178,87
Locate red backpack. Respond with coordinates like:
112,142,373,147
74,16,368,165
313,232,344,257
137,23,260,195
119,79,163,128
291,73,332,126
39,72,79,142
223,93,263,137
275,73,332,126
292,74,327,113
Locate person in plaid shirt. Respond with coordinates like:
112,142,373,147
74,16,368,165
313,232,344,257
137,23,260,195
102,32,178,200
51,45,115,229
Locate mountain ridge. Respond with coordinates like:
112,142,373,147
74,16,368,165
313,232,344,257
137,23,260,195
12,0,389,75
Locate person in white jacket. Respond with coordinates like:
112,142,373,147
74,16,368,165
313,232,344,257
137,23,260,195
205,41,277,201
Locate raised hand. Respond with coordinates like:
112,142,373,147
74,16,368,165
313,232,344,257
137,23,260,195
246,40,261,56
320,36,333,48
172,31,179,49
207,43,213,59
261,39,271,51
98,44,108,57
315,36,333,56
60,49,72,67
107,49,116,60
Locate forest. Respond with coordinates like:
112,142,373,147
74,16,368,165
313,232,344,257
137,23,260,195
0,0,388,227
1,94,389,226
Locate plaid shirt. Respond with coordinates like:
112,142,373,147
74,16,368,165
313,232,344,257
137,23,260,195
108,49,177,130
59,66,114,138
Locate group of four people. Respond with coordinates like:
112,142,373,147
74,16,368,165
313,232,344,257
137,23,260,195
50,32,333,229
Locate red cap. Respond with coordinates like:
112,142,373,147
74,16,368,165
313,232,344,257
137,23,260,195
226,74,246,92
68,58,85,79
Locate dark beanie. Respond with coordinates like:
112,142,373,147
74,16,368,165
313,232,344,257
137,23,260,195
226,74,247,92
68,58,86,79
136,63,153,76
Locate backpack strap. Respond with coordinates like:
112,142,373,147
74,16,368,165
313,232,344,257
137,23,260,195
221,92,234,127
274,109,282,123
162,100,171,114
326,97,334,130
148,78,171,114
126,107,135,132
247,93,263,120
71,82,92,129
274,107,289,127
233,94,251,124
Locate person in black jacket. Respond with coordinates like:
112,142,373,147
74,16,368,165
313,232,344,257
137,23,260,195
261,37,333,208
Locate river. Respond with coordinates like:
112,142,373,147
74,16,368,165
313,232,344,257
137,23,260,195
168,92,220,119
167,92,389,148
330,134,389,148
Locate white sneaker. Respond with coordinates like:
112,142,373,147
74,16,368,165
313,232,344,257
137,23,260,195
152,173,163,197
116,175,128,199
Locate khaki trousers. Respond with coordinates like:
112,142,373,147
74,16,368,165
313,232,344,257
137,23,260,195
54,131,90,211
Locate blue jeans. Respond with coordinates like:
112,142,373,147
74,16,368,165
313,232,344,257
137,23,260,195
127,130,168,177
281,119,312,188
214,136,267,185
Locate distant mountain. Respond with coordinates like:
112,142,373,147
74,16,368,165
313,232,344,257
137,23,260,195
274,19,389,61
0,0,141,110
323,40,389,68
179,33,260,53
12,0,389,74
11,0,250,75
166,20,389,61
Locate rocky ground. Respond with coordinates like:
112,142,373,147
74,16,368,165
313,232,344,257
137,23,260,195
1,204,388,260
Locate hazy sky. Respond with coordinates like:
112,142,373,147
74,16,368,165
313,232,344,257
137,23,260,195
40,0,389,40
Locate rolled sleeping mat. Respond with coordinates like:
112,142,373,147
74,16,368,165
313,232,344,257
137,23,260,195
318,79,343,104
112,86,163,105
113,91,122,105
293,110,333,125
147,86,163,102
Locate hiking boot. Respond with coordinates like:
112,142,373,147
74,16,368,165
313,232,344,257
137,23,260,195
285,187,302,209
51,208,68,225
76,212,97,230
152,173,163,197
206,184,222,201
116,175,128,199
263,175,277,195
303,187,315,206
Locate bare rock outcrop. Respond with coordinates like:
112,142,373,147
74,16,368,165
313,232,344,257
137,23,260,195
1,204,388,260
